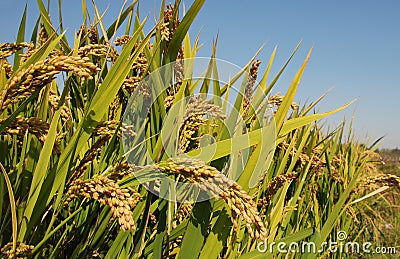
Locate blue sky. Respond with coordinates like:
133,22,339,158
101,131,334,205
1,0,399,148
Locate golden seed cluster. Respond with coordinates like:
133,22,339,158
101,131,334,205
160,22,170,41
1,242,34,259
65,174,141,231
78,44,119,62
346,206,360,224
48,88,72,124
267,92,299,111
121,76,141,93
360,173,400,190
258,172,297,210
156,158,220,183
162,4,180,43
162,3,184,102
1,116,49,143
1,116,48,138
174,59,184,88
133,52,148,76
243,60,261,115
1,59,13,77
278,141,340,177
106,162,133,181
218,180,267,240
114,35,133,46
179,97,226,152
174,202,193,225
155,157,267,240
0,55,97,113
92,120,136,139
38,26,48,45
0,42,33,59
183,97,226,121
77,25,99,44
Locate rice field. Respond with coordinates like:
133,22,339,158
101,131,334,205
0,0,399,258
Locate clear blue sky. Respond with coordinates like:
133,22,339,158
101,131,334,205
1,0,399,148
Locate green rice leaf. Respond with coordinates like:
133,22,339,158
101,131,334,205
275,47,312,132
178,200,212,259
167,0,205,62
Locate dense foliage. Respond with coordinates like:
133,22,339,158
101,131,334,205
0,1,398,258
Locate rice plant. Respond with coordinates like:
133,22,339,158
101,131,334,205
0,0,398,258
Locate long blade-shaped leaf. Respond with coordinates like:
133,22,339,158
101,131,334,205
18,108,61,240
178,201,212,258
275,47,312,131
167,0,205,62
13,4,27,72
0,163,17,254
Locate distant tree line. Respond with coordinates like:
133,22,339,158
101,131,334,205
378,148,400,162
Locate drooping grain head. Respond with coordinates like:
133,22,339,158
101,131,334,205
65,174,141,231
0,55,97,114
155,157,267,239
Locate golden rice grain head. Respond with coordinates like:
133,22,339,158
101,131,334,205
38,26,49,45
258,172,297,210
122,76,141,93
155,157,266,240
1,59,13,77
162,4,176,42
218,184,267,240
78,44,119,62
0,117,62,153
65,175,141,231
242,60,261,114
106,162,132,181
1,242,34,259
178,97,226,152
359,173,400,190
114,35,132,46
76,24,99,44
0,42,33,59
92,120,136,139
48,88,72,124
183,96,226,121
174,202,193,224
0,55,97,112
160,22,170,41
